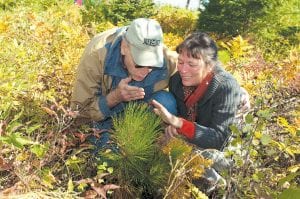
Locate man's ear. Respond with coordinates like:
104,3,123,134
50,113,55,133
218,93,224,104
120,38,128,55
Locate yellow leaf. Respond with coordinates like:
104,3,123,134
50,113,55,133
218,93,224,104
254,131,262,139
16,151,29,161
285,147,295,158
294,117,300,129
277,117,289,127
0,21,8,33
288,165,300,173
67,178,74,192
41,106,57,116
252,138,260,146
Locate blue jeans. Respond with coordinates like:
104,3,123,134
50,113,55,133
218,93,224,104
149,90,177,116
89,90,177,153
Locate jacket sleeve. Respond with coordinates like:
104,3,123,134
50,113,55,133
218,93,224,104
153,47,178,91
191,79,241,150
70,36,107,123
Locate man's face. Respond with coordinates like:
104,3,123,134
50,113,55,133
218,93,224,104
121,39,154,81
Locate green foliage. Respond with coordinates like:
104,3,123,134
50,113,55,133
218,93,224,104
198,0,299,60
0,1,91,196
82,0,157,26
100,104,211,198
160,32,182,51
153,5,198,49
225,99,299,198
0,1,298,198
154,5,198,37
100,102,170,197
104,0,157,25
279,188,300,199
162,138,211,198
80,0,105,25
0,0,16,10
218,35,254,65
250,0,300,60
0,133,35,149
198,0,267,36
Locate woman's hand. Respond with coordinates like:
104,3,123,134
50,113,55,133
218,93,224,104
151,99,182,128
165,125,179,139
239,87,251,113
236,87,251,118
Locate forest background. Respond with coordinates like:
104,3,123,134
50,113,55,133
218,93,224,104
0,0,299,198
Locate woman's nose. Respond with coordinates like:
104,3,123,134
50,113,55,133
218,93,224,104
178,63,188,73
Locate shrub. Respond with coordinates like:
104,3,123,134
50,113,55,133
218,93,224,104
154,5,198,37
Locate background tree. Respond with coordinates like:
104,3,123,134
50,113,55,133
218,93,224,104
81,0,157,26
198,0,299,59
249,0,299,59
197,0,268,36
100,0,157,25
185,0,191,9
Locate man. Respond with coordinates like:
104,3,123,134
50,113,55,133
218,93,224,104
71,18,178,150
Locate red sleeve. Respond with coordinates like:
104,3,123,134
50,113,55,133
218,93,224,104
177,118,195,139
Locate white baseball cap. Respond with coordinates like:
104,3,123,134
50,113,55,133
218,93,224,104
125,18,164,68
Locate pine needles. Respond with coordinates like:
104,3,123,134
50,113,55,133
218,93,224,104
104,102,169,197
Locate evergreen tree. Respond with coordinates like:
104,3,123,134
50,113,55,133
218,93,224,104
198,0,268,36
101,0,157,25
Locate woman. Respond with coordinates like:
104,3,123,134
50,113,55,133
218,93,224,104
152,32,246,191
152,32,243,150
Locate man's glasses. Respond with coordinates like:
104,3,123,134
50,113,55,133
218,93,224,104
134,64,157,70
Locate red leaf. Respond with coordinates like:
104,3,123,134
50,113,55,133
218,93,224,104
103,184,120,192
83,190,97,199
75,178,94,185
73,132,89,143
0,120,7,136
91,183,107,199
41,106,57,116
0,157,13,171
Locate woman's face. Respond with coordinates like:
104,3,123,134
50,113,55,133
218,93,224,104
177,49,211,87
121,39,153,82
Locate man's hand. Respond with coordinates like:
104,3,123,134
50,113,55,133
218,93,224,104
107,77,145,107
115,77,145,101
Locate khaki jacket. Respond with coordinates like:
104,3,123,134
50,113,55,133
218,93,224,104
71,27,178,123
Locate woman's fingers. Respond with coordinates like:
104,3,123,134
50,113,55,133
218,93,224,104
165,125,178,138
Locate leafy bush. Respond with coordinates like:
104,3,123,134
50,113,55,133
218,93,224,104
198,0,299,60
0,0,90,195
250,0,299,60
81,0,157,26
154,5,198,37
218,35,254,66
198,0,267,36
163,32,184,50
0,1,299,198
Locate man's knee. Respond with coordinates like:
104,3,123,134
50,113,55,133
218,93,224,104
150,91,178,115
